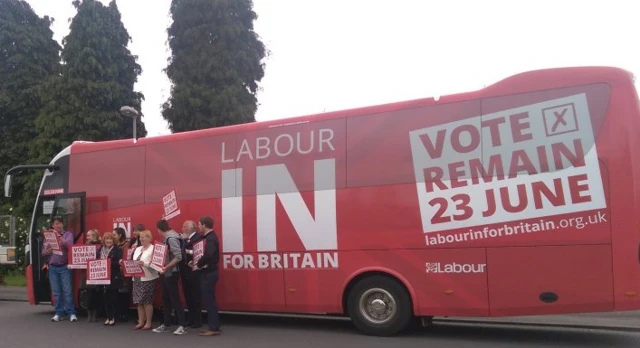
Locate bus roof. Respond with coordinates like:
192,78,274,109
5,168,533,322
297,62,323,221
70,65,634,155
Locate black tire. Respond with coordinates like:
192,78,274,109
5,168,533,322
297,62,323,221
347,275,413,336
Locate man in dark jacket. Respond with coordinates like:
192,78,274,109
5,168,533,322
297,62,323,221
180,220,204,328
193,216,221,336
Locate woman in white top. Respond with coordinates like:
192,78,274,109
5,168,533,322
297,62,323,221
129,230,158,330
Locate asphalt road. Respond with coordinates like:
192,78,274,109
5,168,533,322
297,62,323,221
1,301,640,348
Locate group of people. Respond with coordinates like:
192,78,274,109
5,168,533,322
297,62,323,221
41,215,222,337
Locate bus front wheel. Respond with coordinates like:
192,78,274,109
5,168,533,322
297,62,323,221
347,275,413,336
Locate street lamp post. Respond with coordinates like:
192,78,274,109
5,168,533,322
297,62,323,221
119,106,140,144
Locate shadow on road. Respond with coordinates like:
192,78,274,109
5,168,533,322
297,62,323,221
214,313,635,345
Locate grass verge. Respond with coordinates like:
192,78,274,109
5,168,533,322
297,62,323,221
2,272,26,287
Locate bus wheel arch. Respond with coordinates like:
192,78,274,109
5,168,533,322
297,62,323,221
341,269,417,336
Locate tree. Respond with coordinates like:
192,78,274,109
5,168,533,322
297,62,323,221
162,0,267,133
31,0,146,167
0,0,61,217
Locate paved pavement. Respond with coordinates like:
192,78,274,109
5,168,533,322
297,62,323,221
0,286,26,302
2,285,640,333
1,301,640,348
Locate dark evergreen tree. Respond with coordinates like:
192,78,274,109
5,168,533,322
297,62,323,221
162,0,267,133
0,0,61,218
32,0,146,167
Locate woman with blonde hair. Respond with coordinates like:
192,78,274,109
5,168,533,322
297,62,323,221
99,232,123,326
126,229,158,330
83,229,102,322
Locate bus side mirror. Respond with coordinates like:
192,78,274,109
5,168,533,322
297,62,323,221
4,174,12,198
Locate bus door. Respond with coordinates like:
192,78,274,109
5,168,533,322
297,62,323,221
30,193,85,304
31,197,55,304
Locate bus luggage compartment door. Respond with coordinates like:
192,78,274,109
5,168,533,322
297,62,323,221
486,244,613,316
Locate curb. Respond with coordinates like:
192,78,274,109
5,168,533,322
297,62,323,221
434,318,640,332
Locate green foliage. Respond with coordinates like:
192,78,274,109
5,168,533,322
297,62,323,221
0,214,30,269
31,0,147,166
162,0,267,132
0,0,61,218
0,0,148,268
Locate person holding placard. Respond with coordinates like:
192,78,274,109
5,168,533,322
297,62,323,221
98,232,123,326
41,217,77,322
194,216,221,337
180,220,204,328
113,227,131,323
83,229,102,322
152,219,187,336
131,230,158,330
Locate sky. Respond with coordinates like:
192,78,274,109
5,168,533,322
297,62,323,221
25,0,638,138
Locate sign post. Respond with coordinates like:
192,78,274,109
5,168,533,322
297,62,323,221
122,260,145,277
68,245,97,269
162,190,181,220
87,259,111,285
150,244,167,272
43,230,62,255
192,240,206,270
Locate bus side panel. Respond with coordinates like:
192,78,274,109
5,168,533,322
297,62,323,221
608,78,640,311
487,244,613,316
144,127,294,312
343,84,611,251
281,248,489,316
480,83,618,316
69,146,146,215
69,146,147,311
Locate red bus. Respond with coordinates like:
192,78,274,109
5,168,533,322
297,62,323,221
5,66,640,336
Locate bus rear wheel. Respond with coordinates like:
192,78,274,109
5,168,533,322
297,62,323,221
347,275,413,336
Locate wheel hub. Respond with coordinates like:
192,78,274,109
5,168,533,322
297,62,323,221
359,288,397,325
